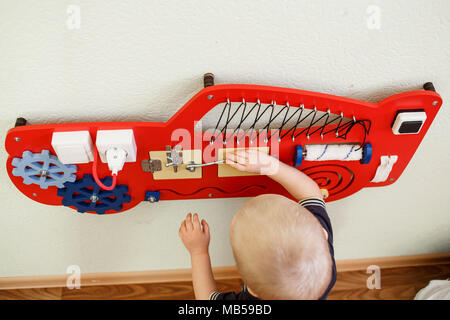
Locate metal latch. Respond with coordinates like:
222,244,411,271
186,160,225,172
165,145,183,173
141,159,162,173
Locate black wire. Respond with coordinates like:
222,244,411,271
210,100,372,146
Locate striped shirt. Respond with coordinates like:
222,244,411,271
210,197,336,300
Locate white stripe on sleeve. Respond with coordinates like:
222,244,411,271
299,197,326,209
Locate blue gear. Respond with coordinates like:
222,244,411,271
57,174,131,214
12,150,77,189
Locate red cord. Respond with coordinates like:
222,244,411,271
92,149,117,190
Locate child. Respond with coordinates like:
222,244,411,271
179,149,336,300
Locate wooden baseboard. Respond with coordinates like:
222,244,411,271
0,266,241,290
1,252,449,290
336,252,450,272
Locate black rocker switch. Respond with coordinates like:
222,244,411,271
392,110,427,135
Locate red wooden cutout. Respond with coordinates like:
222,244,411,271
5,84,442,214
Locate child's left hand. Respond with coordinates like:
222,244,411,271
179,213,210,256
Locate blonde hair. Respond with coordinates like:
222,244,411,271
230,194,332,300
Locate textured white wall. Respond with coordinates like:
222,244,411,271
0,0,449,277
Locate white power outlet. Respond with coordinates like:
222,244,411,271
95,129,137,163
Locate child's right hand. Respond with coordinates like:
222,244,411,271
179,213,210,256
225,149,279,175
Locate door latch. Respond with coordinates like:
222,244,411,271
165,145,183,173
141,159,162,173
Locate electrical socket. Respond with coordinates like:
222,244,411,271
95,129,137,163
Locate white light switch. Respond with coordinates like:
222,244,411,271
51,131,95,164
392,111,427,135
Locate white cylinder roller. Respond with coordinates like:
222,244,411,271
304,144,362,161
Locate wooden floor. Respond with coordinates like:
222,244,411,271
1,263,449,300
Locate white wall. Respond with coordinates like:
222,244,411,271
0,0,449,277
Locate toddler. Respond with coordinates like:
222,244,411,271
179,150,336,300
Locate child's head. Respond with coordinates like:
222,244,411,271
230,194,332,300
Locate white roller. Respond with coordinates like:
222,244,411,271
305,144,362,161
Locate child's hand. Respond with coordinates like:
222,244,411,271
225,149,279,175
179,213,210,256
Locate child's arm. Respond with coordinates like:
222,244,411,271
226,149,322,201
179,213,217,299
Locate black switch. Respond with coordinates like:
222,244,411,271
391,110,427,135
398,121,423,134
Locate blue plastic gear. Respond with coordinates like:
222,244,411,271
57,174,131,214
12,150,77,189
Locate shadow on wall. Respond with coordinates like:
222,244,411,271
7,76,204,126
7,75,425,127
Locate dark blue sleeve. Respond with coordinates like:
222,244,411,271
210,288,258,300
299,198,337,300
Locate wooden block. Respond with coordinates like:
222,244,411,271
149,150,202,180
217,147,270,177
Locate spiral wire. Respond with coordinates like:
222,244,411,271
210,99,371,150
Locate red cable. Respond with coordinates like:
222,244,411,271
92,148,117,190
